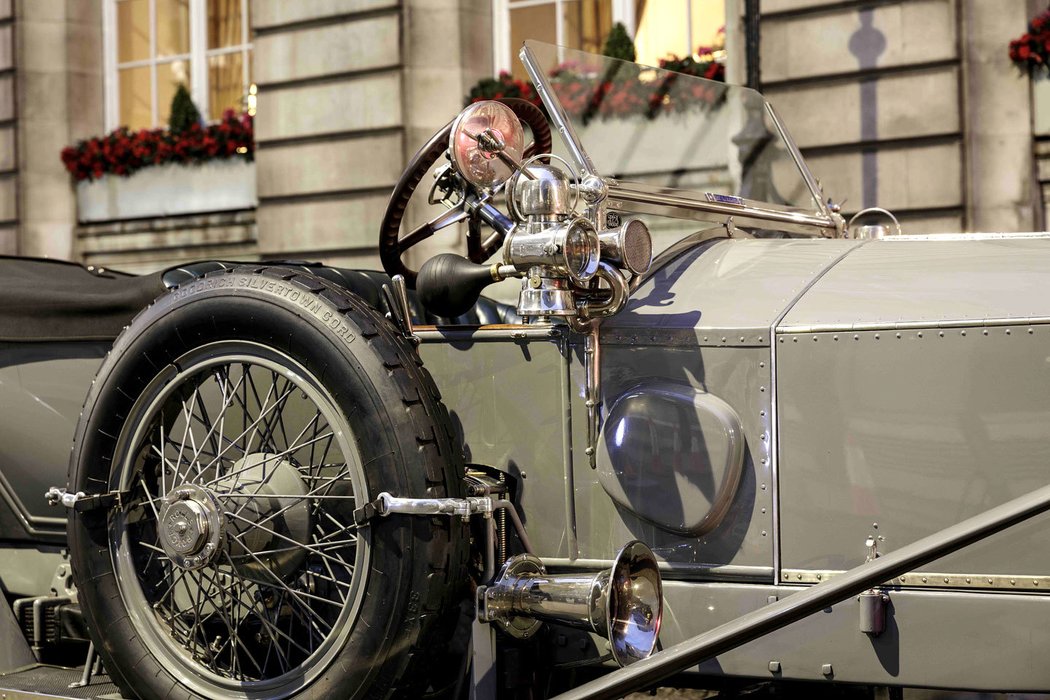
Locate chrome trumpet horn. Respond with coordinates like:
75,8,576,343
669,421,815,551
478,540,663,666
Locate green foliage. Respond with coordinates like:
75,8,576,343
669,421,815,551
168,83,201,133
464,72,542,108
602,22,636,62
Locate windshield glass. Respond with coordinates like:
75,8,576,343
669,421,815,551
522,41,822,217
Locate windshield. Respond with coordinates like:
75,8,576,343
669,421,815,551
521,41,825,223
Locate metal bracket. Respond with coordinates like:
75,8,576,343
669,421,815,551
353,491,534,582
374,492,495,521
381,274,418,345
45,487,126,513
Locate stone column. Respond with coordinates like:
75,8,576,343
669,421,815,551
13,0,87,260
960,0,1038,232
759,0,966,234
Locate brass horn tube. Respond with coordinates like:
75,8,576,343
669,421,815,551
488,567,611,635
480,541,662,667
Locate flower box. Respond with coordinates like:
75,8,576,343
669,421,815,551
75,159,257,223
1034,73,1050,137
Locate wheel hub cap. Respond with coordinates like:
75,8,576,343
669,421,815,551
159,484,224,570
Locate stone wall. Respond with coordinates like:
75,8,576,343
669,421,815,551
759,0,1037,234
251,0,404,270
77,210,257,274
250,0,492,272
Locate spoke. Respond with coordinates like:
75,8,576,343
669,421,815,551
202,430,334,491
196,565,264,680
220,493,356,500
306,408,324,479
303,567,353,590
154,566,191,606
169,386,199,491
318,512,357,544
225,511,353,575
138,476,162,522
193,391,222,460
244,368,281,454
254,540,356,559
242,592,298,670
398,204,469,252
194,385,298,478
137,540,170,559
320,555,348,605
187,371,248,475
185,570,209,651
160,423,168,496
222,546,336,634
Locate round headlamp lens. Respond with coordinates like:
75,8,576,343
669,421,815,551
449,101,524,189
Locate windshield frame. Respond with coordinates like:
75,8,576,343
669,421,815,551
519,42,841,238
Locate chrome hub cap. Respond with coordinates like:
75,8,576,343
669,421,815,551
159,484,224,570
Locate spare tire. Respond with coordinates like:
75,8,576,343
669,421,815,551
67,266,470,699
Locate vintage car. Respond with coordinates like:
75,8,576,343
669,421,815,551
1,40,1050,699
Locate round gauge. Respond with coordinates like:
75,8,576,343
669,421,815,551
449,101,525,190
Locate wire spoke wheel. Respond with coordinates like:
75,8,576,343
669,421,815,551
69,268,469,700
111,343,368,693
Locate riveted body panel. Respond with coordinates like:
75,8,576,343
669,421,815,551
614,238,861,343
0,342,108,542
657,582,1050,691
776,325,1050,578
780,237,1050,331
418,336,573,558
569,343,775,576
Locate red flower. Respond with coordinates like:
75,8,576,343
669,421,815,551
59,111,255,181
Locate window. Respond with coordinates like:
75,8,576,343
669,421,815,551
494,0,726,75
104,0,252,130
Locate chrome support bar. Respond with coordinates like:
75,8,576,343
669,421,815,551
519,43,600,181
373,492,534,557
376,492,493,521
607,182,836,234
554,481,1050,699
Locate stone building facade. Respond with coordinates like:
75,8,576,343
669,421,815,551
0,0,1047,275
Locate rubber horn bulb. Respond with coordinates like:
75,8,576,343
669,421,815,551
417,253,499,318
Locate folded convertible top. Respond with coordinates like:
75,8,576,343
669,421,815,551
0,257,165,342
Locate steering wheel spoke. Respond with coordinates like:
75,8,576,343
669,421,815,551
398,203,470,253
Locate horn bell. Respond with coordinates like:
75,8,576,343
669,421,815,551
479,540,663,666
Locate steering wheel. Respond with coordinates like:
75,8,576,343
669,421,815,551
379,98,551,287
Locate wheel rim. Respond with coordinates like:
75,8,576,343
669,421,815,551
109,341,370,697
